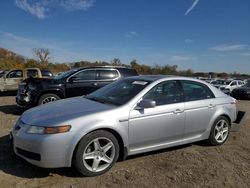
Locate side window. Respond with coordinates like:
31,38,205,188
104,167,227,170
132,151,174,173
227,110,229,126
74,70,96,81
181,81,214,102
7,70,23,78
230,81,236,86
27,70,38,77
143,80,182,106
96,70,119,80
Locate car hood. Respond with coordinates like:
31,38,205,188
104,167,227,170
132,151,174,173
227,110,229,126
21,97,115,126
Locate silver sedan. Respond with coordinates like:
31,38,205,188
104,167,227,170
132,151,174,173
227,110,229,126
11,75,241,176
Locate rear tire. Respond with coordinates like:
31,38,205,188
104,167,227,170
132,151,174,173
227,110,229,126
73,130,119,177
38,93,61,105
207,116,230,146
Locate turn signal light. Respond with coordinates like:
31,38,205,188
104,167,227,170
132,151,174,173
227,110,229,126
44,125,71,134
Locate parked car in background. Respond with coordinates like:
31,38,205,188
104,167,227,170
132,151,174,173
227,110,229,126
219,80,244,94
231,80,250,99
11,75,243,177
16,66,138,108
0,68,45,93
0,70,9,78
210,79,225,88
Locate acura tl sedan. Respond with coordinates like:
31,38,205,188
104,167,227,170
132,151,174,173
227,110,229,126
11,75,242,176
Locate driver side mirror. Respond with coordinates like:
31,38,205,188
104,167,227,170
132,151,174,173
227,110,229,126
135,99,156,110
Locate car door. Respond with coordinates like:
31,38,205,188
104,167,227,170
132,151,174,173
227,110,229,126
129,80,185,154
4,70,23,91
66,69,98,97
181,80,215,139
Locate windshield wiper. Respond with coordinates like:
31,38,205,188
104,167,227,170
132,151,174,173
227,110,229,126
85,96,119,106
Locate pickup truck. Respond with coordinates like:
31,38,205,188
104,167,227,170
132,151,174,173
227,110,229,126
0,68,52,93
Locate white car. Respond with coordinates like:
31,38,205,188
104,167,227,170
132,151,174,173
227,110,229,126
219,80,244,94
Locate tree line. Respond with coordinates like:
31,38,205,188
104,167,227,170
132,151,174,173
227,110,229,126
0,47,249,78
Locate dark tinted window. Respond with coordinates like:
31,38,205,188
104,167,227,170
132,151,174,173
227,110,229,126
118,68,138,77
7,70,23,78
74,70,96,81
41,70,53,77
144,80,182,106
181,80,214,102
87,79,151,106
27,70,38,77
230,81,237,86
96,70,119,80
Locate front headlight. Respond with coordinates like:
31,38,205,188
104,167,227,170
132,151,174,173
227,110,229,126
26,125,71,134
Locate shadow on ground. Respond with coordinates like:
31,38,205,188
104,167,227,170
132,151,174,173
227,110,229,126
0,133,205,179
0,91,17,96
0,105,25,115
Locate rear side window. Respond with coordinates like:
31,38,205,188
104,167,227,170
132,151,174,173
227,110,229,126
96,70,119,80
181,80,214,102
143,80,183,106
27,70,39,77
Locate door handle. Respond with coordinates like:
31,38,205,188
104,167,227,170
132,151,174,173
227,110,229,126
92,82,98,86
173,109,183,114
208,104,214,108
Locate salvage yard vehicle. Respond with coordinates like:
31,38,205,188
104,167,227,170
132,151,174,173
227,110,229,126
16,66,138,108
219,80,244,94
0,68,44,93
210,79,225,88
231,79,250,99
0,70,9,78
10,75,244,177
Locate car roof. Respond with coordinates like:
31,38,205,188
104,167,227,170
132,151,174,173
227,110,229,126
75,66,134,70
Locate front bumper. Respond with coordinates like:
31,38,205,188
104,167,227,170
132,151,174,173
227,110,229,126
16,92,36,108
11,125,74,168
231,111,246,132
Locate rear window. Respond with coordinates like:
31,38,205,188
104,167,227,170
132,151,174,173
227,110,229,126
27,70,39,77
96,70,119,80
118,68,138,77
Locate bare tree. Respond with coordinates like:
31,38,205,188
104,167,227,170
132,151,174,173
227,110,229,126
33,48,50,67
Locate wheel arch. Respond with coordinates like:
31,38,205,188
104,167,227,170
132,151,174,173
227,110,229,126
71,127,128,166
36,89,65,104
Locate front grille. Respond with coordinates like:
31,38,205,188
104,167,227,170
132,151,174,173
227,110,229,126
16,147,41,161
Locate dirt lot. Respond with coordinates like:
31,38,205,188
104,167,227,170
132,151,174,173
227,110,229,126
0,95,249,188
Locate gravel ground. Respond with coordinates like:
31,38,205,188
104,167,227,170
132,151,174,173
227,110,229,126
0,95,249,188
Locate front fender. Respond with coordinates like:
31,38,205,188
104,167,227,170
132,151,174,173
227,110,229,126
66,119,129,167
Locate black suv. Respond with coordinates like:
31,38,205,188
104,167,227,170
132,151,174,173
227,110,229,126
16,66,138,108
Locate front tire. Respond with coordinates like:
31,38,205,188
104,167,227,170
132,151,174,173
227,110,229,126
73,130,119,177
38,93,61,105
208,116,230,146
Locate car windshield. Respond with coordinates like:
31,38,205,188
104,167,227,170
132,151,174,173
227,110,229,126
223,80,232,85
211,80,224,85
85,78,151,106
54,69,78,79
